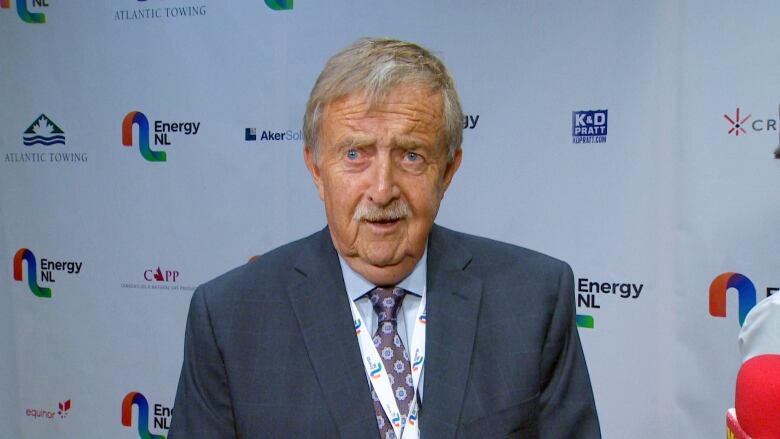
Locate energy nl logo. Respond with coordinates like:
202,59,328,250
709,272,757,326
1,0,47,23
122,111,167,162
264,0,292,10
13,248,52,298
122,392,166,439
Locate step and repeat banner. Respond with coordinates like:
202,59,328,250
1,1,778,437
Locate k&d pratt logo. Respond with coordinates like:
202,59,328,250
122,111,201,162
572,109,608,144
1,0,47,24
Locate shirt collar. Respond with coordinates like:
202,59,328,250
338,245,427,301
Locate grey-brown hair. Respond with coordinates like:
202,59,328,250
303,37,463,163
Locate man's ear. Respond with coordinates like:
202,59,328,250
304,146,325,201
439,148,462,198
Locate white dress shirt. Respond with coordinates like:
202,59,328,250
338,249,427,399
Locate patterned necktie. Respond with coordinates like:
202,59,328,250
369,286,413,439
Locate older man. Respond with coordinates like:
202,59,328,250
169,38,600,438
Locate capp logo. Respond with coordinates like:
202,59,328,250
572,109,608,144
121,392,167,439
709,272,757,326
13,248,52,298
122,111,166,162
264,0,292,10
1,0,47,24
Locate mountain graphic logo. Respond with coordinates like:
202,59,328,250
23,114,65,146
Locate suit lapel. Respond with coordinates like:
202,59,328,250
420,225,483,438
287,228,378,438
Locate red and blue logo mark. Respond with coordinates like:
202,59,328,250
121,392,165,439
354,318,363,335
122,111,167,162
407,412,417,426
418,312,426,324
367,358,382,380
13,248,51,298
1,0,46,24
709,272,757,326
412,352,423,372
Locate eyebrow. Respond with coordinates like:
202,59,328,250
334,135,433,152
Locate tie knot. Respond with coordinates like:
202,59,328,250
369,287,406,323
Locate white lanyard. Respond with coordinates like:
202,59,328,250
350,294,427,439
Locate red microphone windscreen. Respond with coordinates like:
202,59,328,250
735,354,780,438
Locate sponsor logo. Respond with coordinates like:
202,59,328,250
709,272,757,326
120,265,195,292
572,110,608,144
723,106,777,137
4,114,88,164
408,412,417,426
25,399,71,420
264,0,293,11
121,392,171,438
114,0,206,21
575,277,645,329
418,313,426,324
23,114,64,146
412,351,423,372
1,0,47,24
244,127,303,142
463,114,479,130
390,411,401,428
367,357,382,380
122,111,201,162
354,318,363,335
13,248,83,298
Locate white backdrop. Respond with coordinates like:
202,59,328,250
2,1,779,437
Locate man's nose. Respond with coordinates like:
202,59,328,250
367,154,400,206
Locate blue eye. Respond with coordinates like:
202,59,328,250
406,152,419,161
346,149,358,160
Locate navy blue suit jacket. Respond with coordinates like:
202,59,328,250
169,225,600,438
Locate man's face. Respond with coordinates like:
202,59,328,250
305,85,461,285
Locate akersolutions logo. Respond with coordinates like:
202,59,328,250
572,109,608,144
575,276,645,329
264,0,293,10
114,0,206,21
244,127,303,142
4,114,88,164
121,392,171,438
122,111,201,162
13,248,83,298
1,0,47,24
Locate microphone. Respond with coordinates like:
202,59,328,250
735,354,780,438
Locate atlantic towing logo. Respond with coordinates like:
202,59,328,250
5,114,88,164
114,0,206,21
13,248,83,298
1,0,47,24
121,391,171,438
122,111,201,162
24,114,64,146
572,110,608,144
